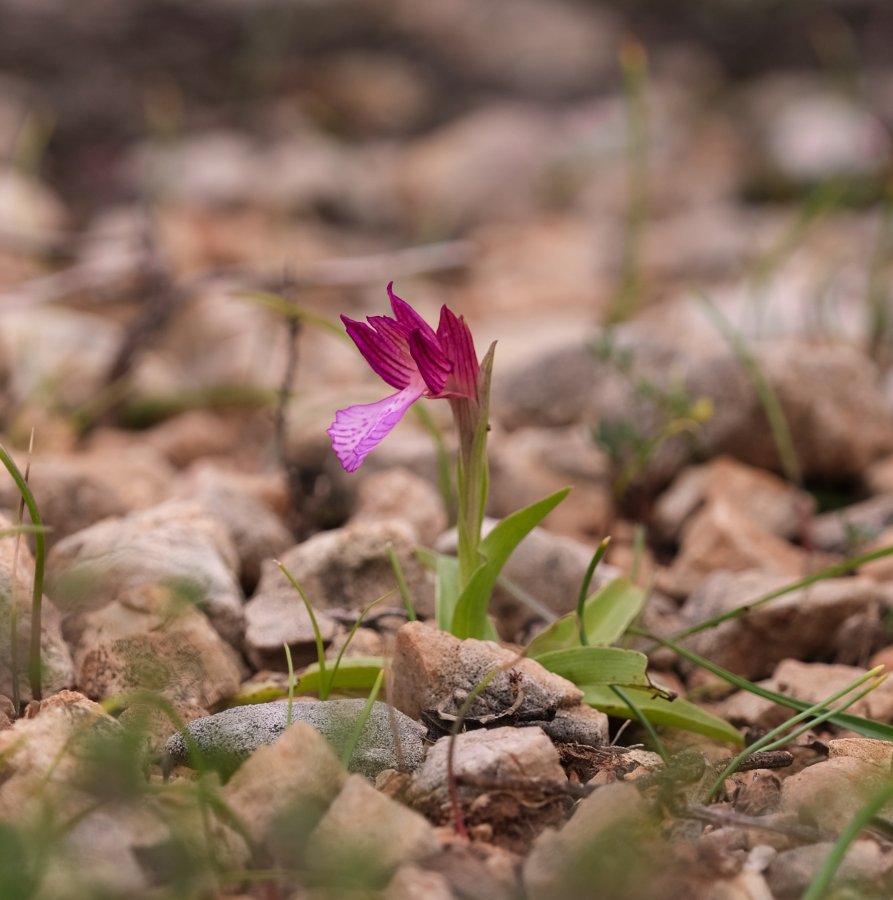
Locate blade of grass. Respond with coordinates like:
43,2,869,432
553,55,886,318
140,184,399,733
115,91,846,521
327,591,393,691
276,562,328,698
699,292,801,486
634,627,893,741
577,537,611,647
283,643,296,726
611,684,669,764
339,669,384,769
667,542,893,644
705,666,885,801
0,440,45,702
387,545,416,621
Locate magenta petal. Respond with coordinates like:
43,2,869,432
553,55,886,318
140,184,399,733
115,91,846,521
436,305,480,399
342,315,415,390
387,282,438,343
327,386,424,472
408,328,451,394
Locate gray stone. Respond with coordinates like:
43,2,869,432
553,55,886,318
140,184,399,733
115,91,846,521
165,699,427,779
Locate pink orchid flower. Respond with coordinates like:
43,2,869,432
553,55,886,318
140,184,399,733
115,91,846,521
328,282,480,472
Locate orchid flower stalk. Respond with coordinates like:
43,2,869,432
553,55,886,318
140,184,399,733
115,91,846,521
328,283,495,588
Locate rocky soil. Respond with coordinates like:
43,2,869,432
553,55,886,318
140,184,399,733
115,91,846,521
4,1,893,898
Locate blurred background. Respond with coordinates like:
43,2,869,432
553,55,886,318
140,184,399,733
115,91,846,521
2,0,893,520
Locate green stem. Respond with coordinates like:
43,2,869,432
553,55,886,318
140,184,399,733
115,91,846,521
454,343,495,590
0,442,45,702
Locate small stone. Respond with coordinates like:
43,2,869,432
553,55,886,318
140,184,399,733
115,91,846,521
174,463,294,589
523,782,651,900
766,840,888,900
661,499,820,598
678,571,883,680
47,500,244,644
653,457,814,544
390,621,582,724
536,704,610,748
305,774,438,886
810,494,893,554
719,659,893,731
407,725,568,851
827,737,893,772
350,467,447,547
259,520,434,617
732,770,782,816
385,865,455,900
222,721,347,853
165,699,427,779
242,587,339,671
0,691,115,821
780,757,883,832
67,583,243,714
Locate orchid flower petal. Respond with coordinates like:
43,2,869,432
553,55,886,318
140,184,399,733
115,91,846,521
436,305,480,400
342,315,414,390
388,281,438,343
327,385,424,472
408,328,452,395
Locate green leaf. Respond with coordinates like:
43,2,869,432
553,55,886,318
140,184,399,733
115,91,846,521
535,646,652,689
435,553,461,632
294,657,384,695
528,576,646,657
582,684,744,745
451,487,570,639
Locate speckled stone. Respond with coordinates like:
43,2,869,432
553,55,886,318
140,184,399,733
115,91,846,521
164,699,427,778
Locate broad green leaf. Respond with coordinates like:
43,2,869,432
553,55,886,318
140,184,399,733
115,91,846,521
582,684,744,745
582,577,647,645
294,657,384,695
527,576,646,657
535,646,652,689
451,487,570,639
